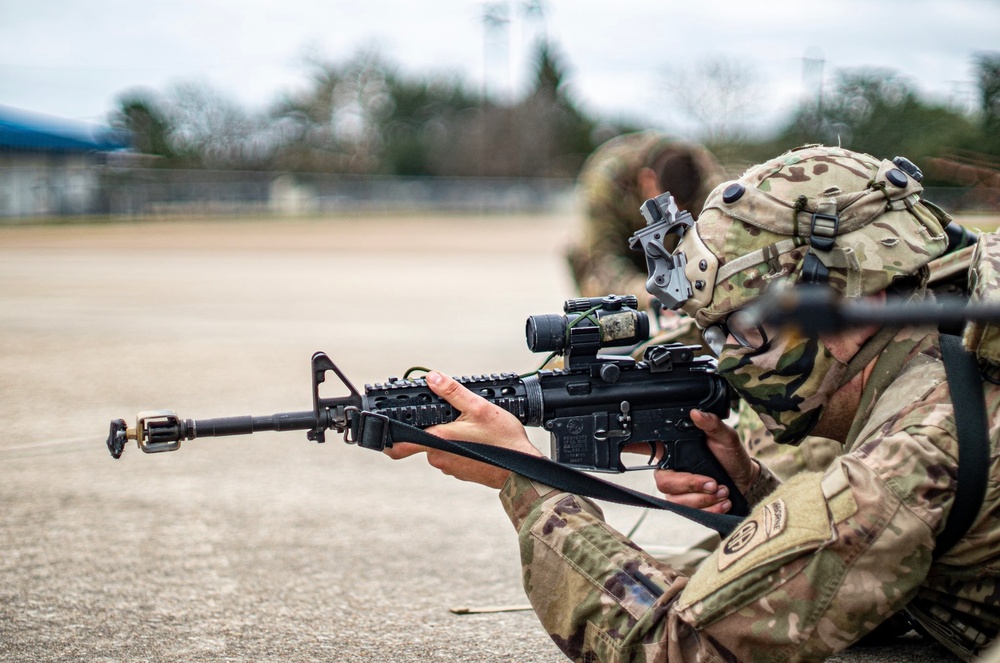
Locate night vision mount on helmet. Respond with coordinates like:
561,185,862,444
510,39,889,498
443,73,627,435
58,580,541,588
627,192,695,310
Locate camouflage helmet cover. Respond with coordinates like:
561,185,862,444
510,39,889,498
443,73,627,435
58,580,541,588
677,145,950,327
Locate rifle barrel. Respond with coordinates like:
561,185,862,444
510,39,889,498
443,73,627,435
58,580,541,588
186,411,319,439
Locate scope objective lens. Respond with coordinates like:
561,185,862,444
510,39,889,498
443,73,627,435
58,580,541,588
525,314,567,353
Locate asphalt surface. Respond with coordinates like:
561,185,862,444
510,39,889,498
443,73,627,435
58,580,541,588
0,213,963,662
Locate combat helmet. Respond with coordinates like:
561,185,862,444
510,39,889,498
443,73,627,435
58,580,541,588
632,144,950,328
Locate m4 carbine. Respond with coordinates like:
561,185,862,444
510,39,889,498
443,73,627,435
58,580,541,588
106,294,748,516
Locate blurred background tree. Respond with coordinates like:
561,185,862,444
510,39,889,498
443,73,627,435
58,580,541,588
110,44,1000,188
660,57,761,165
109,91,177,163
974,52,1000,156
776,67,977,172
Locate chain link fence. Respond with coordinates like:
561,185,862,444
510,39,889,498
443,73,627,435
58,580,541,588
0,166,577,220
3,164,998,222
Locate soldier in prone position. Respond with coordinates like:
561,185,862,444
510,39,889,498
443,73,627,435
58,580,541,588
385,145,1000,662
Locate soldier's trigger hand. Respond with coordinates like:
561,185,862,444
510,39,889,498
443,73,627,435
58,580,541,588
652,410,760,514
654,465,733,513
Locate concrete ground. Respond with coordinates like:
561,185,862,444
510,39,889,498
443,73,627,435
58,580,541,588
0,213,965,662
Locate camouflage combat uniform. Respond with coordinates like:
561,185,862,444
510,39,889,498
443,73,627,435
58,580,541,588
567,131,727,312
501,146,1000,661
501,327,1000,662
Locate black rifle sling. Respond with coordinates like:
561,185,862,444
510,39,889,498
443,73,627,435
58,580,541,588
354,336,986,548
356,412,744,536
935,334,991,559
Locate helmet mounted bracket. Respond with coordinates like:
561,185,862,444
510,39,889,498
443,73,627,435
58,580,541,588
801,201,840,285
629,192,696,310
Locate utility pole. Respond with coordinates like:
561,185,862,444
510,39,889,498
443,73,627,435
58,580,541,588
802,47,825,138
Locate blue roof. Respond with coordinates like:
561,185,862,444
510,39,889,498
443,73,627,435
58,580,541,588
0,105,131,153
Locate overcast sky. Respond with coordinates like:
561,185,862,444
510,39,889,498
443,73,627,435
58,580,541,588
2,0,998,138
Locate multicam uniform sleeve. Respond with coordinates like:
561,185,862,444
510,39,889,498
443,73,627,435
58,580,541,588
499,384,963,662
736,399,843,483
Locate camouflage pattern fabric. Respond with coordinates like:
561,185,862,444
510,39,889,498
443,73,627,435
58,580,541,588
716,325,855,446
964,231,1000,368
927,243,975,298
735,402,841,479
500,325,1000,662
676,145,948,327
567,131,727,311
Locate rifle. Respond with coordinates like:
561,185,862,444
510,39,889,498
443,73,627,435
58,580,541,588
105,294,749,517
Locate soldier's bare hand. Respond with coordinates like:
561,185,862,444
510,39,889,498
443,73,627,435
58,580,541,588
383,371,541,489
652,409,760,514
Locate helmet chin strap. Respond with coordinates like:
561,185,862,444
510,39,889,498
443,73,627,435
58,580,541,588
835,286,931,389
837,325,900,390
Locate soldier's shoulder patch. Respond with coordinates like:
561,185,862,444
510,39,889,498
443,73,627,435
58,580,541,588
718,499,787,571
677,472,835,617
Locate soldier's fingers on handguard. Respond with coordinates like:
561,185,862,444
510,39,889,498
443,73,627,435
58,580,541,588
383,372,538,489
380,415,514,488
422,371,539,456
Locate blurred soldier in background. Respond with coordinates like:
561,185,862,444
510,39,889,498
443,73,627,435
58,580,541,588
567,131,726,312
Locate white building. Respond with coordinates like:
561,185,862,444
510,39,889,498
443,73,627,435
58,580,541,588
0,105,131,218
